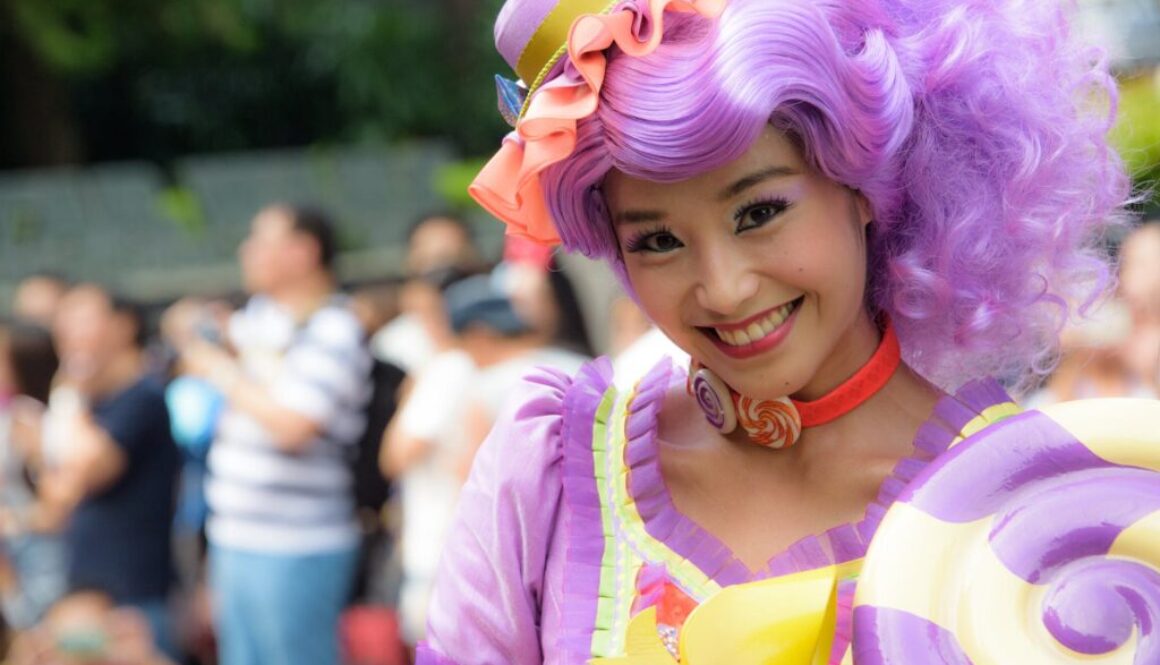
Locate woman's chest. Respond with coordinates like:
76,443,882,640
657,438,897,570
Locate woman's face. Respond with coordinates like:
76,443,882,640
604,129,876,400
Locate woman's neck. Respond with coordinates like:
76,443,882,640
269,274,336,323
82,350,144,401
788,362,943,471
792,310,881,402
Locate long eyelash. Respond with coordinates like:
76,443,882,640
624,225,674,253
733,196,791,221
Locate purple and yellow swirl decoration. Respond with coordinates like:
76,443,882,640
855,398,1160,664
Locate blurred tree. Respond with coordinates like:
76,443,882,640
0,0,85,165
0,0,508,168
10,0,1152,215
1111,72,1160,213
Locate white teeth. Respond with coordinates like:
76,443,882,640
712,299,798,347
769,307,787,327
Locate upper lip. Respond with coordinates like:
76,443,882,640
698,297,801,333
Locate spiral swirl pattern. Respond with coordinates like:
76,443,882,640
691,368,737,433
855,399,1160,664
736,395,802,449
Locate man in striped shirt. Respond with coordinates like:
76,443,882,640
183,204,372,665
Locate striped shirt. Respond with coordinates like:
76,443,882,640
206,295,372,554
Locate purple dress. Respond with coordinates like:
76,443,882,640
418,358,1017,665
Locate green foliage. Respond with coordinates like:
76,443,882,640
157,185,207,237
1111,73,1160,209
6,0,510,162
4,207,45,245
435,158,490,209
8,0,118,74
8,0,260,71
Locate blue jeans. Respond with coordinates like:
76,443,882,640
210,545,358,665
0,533,67,629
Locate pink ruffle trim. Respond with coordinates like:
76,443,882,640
469,0,727,246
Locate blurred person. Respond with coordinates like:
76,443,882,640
343,374,406,628
8,587,176,665
0,322,67,632
1021,302,1151,407
1118,220,1160,391
157,297,234,661
450,273,589,473
181,204,372,665
542,264,597,357
608,294,653,357
372,213,482,374
499,238,595,358
1022,222,1160,407
28,286,180,657
378,271,476,652
344,284,408,622
350,282,403,341
12,275,69,329
607,295,688,390
404,213,481,277
159,297,232,533
381,269,590,650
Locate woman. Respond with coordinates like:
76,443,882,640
0,321,67,632
421,1,1129,663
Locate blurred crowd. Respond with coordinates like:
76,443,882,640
0,203,677,665
1023,221,1160,406
0,205,1154,665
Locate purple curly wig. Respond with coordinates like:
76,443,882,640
533,0,1129,389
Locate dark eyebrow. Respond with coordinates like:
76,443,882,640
718,166,799,201
613,209,667,226
612,165,799,225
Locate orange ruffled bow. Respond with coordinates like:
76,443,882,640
469,0,728,246
591,566,839,665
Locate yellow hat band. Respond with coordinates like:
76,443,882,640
515,0,618,88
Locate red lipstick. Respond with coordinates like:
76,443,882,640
703,298,801,359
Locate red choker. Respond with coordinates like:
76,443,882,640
686,322,901,448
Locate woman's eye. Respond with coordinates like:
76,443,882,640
626,230,683,254
736,200,789,232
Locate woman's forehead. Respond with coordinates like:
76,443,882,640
604,130,807,206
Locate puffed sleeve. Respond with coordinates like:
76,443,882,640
417,367,573,665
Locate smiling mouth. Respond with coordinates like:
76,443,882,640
700,296,804,347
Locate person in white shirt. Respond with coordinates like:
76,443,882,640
382,269,590,647
371,213,482,375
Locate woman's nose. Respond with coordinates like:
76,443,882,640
693,247,760,316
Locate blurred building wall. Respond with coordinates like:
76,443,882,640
0,141,503,305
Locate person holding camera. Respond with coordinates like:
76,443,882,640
180,204,372,665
